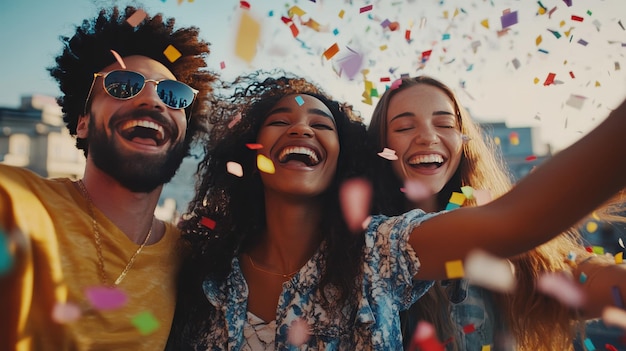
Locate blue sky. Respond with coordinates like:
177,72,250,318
1,0,625,150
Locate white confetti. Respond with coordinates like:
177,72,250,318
464,249,516,293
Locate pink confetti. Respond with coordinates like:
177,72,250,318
51,302,82,323
411,321,445,351
377,147,398,160
401,179,432,203
109,50,126,69
228,112,242,129
464,249,516,293
126,9,147,27
339,178,372,233
226,161,244,177
602,306,626,330
85,286,128,310
537,273,585,308
359,5,373,13
287,318,311,346
220,61,226,69
390,79,403,90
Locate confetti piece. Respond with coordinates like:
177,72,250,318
200,216,217,229
338,10,345,18
543,73,556,86
602,306,626,330
463,324,476,334
228,112,242,129
579,272,588,283
465,249,516,292
586,221,598,233
257,154,275,174
0,231,13,275
592,246,604,255
246,143,263,150
525,155,537,161
563,0,572,6
51,302,82,324
615,252,623,264
566,94,586,109
239,1,250,9
337,47,364,80
512,58,521,69
126,9,147,27
509,132,520,145
359,5,373,13
110,50,127,69
235,12,260,63
571,15,584,22
402,179,432,203
445,259,464,278
340,178,373,233
390,79,403,90
295,95,305,106
388,22,399,31
482,346,491,351
163,45,182,63
405,29,412,41
132,311,160,335
583,338,596,351
536,35,543,46
377,147,398,160
473,189,493,206
577,39,589,46
287,318,311,346
460,186,474,199
323,43,340,60
411,321,445,351
448,192,466,206
480,19,489,29
500,11,518,29
537,273,585,308
226,161,243,177
85,286,128,310
220,61,226,70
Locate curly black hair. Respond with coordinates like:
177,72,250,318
48,5,217,156
167,71,371,348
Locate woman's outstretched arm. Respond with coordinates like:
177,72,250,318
410,98,626,280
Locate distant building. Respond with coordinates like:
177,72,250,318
0,95,84,178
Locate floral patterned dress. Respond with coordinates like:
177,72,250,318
194,209,437,350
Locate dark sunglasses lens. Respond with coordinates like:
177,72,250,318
104,71,145,99
156,80,195,109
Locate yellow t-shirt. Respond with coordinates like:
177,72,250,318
0,164,182,351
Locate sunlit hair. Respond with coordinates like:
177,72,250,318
48,6,216,156
368,76,589,350
168,71,369,348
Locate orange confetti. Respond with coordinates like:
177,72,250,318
235,12,260,63
163,45,182,63
323,43,340,60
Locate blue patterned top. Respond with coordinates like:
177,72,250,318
195,209,437,350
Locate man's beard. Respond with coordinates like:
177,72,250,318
87,111,188,193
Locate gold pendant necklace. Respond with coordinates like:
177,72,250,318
76,179,153,286
247,254,299,279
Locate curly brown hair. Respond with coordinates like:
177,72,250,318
48,6,216,155
167,71,370,349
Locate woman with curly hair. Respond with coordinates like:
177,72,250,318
168,71,626,350
1,6,216,351
367,75,626,350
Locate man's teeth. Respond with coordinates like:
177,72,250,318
279,146,319,164
409,154,444,165
120,120,165,140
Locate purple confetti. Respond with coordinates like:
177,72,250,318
501,11,518,29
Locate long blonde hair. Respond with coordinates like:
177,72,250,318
368,76,587,350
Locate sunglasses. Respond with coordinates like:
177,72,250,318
84,69,198,116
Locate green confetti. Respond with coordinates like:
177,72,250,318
131,311,160,335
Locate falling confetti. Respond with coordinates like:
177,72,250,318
257,154,275,174
226,161,244,177
85,286,128,310
464,249,516,292
339,178,373,233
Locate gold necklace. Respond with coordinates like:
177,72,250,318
247,254,299,279
76,179,153,286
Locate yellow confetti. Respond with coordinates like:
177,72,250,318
257,154,275,174
288,5,306,17
494,136,501,145
379,45,388,51
595,81,601,87
443,10,449,19
338,10,345,19
536,35,543,46
538,7,546,15
533,77,540,84
586,221,598,233
453,8,459,18
235,12,261,63
482,346,491,351
480,19,489,29
445,260,464,278
592,212,601,220
163,45,182,63
615,252,623,264
559,20,566,27
449,192,466,206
